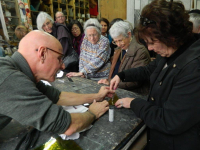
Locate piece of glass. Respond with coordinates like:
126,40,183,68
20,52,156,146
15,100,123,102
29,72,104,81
34,136,82,150
108,93,119,106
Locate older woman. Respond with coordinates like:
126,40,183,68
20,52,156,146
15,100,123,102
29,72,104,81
67,18,111,80
36,11,78,72
98,21,150,95
110,0,200,149
109,18,123,58
68,20,84,56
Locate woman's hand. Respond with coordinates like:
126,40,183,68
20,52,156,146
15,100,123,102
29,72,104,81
66,72,83,78
110,75,121,90
115,97,135,108
98,79,109,85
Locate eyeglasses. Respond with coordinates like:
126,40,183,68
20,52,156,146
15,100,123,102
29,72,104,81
140,17,156,26
87,33,98,38
112,37,126,45
56,16,65,19
42,21,52,29
46,47,64,64
71,27,79,32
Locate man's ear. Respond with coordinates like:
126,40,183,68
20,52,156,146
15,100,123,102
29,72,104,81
37,46,47,63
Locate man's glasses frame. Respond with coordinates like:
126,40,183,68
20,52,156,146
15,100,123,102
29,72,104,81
56,16,65,19
46,47,64,64
36,47,64,64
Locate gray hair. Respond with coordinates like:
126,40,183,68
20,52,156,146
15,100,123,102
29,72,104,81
55,11,64,17
109,21,131,39
36,11,54,31
189,13,200,31
124,20,134,35
84,18,102,35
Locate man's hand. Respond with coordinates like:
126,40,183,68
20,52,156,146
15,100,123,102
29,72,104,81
110,75,121,90
89,100,109,119
64,100,109,136
98,79,109,85
97,86,115,101
115,97,135,108
66,72,83,78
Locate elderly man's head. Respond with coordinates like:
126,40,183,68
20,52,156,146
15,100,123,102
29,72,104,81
18,30,64,82
55,11,66,25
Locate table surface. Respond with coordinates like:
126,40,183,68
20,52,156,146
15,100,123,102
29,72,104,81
0,76,146,150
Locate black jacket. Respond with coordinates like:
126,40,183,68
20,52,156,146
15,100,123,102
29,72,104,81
120,37,200,150
52,23,78,72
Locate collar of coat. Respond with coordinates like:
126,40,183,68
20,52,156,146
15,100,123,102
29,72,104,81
171,37,200,69
9,52,36,83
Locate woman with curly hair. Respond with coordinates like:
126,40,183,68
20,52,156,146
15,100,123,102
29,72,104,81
110,0,200,149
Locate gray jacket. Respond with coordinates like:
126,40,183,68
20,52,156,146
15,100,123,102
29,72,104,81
0,52,71,134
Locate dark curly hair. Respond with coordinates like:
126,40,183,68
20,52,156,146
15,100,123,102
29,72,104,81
135,0,193,49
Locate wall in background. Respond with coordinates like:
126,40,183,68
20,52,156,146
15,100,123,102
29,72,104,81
99,0,126,22
127,0,194,28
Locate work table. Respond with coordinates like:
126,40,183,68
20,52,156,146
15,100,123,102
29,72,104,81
0,76,147,150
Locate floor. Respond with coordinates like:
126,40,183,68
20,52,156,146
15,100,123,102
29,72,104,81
128,130,147,150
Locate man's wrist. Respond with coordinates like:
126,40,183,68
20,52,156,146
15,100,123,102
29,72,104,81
95,93,101,101
79,72,84,76
87,110,96,120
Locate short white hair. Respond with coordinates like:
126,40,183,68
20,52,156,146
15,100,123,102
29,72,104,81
109,21,131,39
189,13,200,29
36,11,54,31
84,18,102,35
124,20,134,35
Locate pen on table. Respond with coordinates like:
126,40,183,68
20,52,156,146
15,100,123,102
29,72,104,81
67,77,73,82
73,106,77,109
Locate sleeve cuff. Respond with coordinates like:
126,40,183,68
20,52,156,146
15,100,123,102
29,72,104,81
117,71,125,81
130,98,147,118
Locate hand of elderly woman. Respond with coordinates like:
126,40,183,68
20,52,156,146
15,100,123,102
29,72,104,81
66,72,84,78
98,79,109,85
110,75,120,90
115,98,135,108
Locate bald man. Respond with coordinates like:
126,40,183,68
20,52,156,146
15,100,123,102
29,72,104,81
0,30,113,136
55,11,66,25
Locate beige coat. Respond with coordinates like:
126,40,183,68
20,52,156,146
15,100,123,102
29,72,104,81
109,36,151,95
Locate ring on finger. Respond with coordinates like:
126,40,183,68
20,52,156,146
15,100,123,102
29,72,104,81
121,101,123,107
